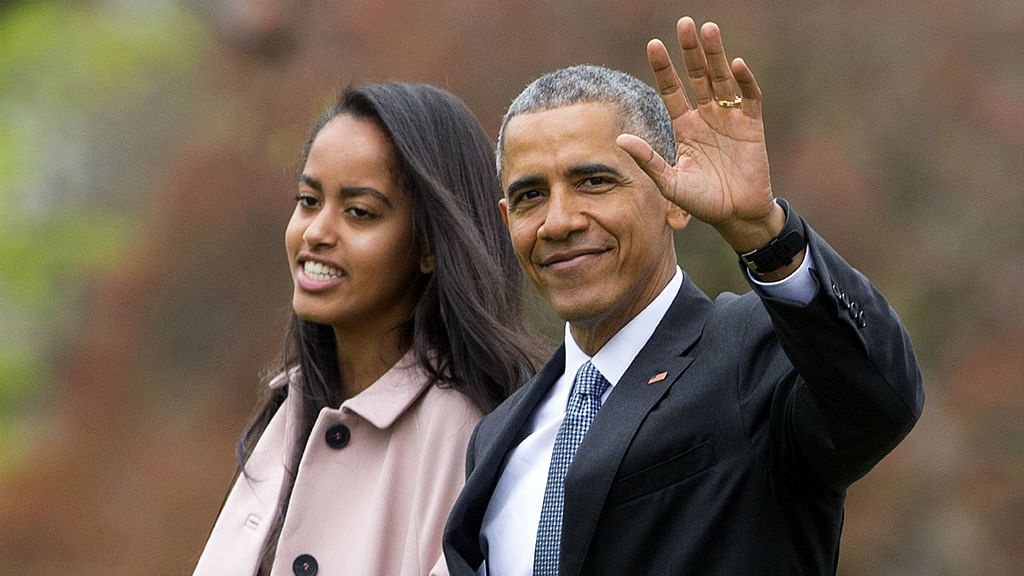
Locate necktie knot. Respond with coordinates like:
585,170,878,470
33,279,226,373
573,361,609,401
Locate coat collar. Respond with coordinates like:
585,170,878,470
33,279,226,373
279,349,432,459
341,351,432,429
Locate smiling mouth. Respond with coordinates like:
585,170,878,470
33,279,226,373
302,260,344,281
540,248,608,268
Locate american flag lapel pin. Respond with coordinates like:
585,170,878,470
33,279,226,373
648,371,668,384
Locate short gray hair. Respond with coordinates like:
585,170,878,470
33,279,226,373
495,64,675,178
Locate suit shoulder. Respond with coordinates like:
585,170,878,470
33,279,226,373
709,290,773,330
474,384,525,431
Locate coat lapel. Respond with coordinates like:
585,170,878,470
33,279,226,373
558,278,713,575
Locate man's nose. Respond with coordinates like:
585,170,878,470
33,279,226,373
537,186,587,240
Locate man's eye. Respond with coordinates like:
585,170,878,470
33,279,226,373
512,190,541,205
584,176,609,187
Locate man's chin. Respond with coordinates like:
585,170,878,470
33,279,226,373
550,300,608,327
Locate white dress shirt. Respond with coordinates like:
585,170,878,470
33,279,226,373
478,253,816,575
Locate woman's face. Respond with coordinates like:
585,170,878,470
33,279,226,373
285,114,426,334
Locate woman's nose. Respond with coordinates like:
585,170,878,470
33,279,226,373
302,209,338,247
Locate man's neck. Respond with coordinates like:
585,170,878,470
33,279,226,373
568,266,681,357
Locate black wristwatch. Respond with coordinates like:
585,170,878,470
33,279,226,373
738,198,806,275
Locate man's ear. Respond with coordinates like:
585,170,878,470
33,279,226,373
666,201,691,231
498,198,510,227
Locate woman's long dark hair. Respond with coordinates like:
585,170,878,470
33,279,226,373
236,83,538,572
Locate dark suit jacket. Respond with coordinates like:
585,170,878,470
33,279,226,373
443,223,924,576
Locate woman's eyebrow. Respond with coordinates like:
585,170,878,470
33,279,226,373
338,186,392,208
299,174,393,207
299,173,322,191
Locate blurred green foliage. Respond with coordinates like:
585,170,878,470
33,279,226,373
0,1,205,466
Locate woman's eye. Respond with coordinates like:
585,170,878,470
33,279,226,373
346,206,374,219
295,194,319,208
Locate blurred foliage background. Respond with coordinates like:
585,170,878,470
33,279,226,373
0,0,1021,574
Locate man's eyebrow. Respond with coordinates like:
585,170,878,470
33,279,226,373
506,175,545,198
299,174,392,208
566,163,623,178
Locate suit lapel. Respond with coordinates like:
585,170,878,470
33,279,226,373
559,278,713,575
473,345,565,482
447,346,565,569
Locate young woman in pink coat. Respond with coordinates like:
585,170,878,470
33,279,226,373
194,83,537,576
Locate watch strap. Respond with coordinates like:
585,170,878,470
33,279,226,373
738,198,806,275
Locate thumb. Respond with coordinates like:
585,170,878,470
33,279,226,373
616,133,678,202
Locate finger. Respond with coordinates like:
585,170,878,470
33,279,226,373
699,22,737,103
677,16,713,106
616,133,678,201
647,39,693,118
732,58,762,118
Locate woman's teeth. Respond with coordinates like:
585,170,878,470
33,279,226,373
303,261,343,281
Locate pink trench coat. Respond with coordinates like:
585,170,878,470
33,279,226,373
193,351,481,575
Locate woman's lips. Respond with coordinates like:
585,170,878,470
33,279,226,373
296,259,346,291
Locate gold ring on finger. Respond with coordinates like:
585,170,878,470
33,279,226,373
717,96,743,109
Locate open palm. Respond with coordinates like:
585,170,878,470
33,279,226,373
618,17,779,251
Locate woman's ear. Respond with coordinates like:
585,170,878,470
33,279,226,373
420,253,436,274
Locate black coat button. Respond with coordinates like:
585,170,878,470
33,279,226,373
848,301,861,320
293,554,318,576
325,424,350,449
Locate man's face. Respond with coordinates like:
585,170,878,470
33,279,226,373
499,102,685,339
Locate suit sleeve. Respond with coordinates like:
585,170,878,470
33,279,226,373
752,217,924,490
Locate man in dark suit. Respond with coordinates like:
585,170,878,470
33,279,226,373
443,16,923,575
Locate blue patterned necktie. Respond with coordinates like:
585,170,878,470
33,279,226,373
533,361,610,575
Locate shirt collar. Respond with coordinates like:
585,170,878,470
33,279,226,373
564,266,683,386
